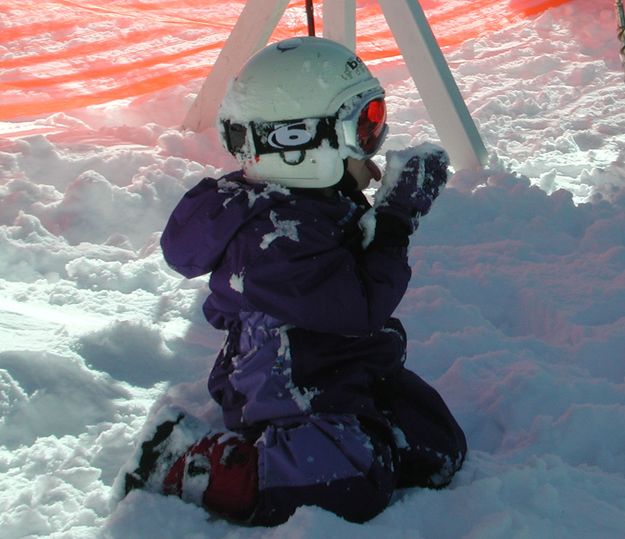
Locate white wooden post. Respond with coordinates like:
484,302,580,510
377,0,487,169
182,0,290,132
322,0,356,51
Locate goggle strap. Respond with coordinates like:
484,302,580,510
222,118,339,157
252,117,338,156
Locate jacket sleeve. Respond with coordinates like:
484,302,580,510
237,204,412,336
161,177,255,280
160,178,219,279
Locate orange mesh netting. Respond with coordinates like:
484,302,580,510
0,0,572,121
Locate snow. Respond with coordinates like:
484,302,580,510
1,0,625,537
260,210,301,250
229,272,245,293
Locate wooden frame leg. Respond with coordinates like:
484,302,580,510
182,0,290,131
377,0,487,169
322,0,356,51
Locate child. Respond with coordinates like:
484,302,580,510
121,36,467,526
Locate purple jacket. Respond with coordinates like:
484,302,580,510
161,170,412,430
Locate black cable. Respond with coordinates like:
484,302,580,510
617,0,625,69
306,0,316,37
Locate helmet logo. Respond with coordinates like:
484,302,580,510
267,123,313,149
342,56,365,80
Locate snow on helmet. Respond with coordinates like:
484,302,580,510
218,36,388,188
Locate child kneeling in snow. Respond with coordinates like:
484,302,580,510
120,37,467,526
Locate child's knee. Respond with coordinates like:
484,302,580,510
252,415,394,525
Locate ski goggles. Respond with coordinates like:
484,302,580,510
221,90,387,159
338,88,388,158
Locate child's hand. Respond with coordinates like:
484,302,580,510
374,143,449,231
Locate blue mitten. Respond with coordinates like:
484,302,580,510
360,143,449,248
376,143,449,229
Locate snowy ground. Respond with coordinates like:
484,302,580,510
1,0,625,538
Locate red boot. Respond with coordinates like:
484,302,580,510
163,432,258,521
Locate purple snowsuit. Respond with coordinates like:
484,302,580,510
161,170,466,525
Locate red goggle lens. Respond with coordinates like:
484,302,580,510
357,98,387,154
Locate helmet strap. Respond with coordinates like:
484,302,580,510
335,159,358,193
222,117,339,161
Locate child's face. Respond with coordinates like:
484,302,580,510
346,158,382,191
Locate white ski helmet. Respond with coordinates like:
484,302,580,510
218,36,388,188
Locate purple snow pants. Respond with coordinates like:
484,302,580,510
252,414,395,526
